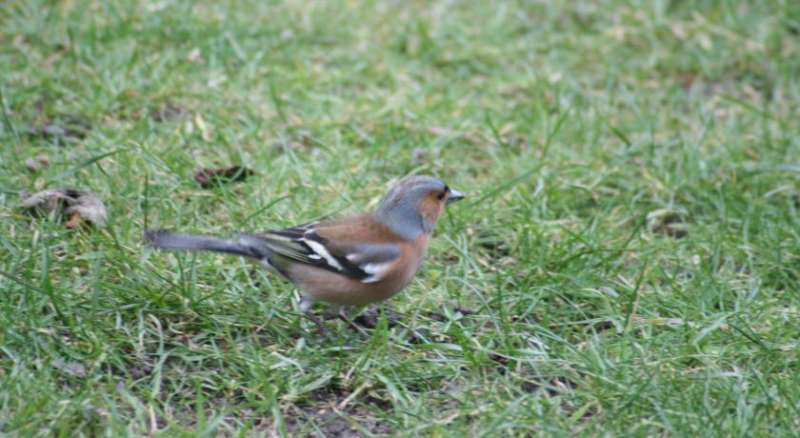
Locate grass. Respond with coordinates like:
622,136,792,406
2,0,800,435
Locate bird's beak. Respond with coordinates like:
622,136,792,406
447,189,465,204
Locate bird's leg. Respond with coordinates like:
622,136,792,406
337,306,369,336
322,304,342,320
299,295,326,334
358,306,425,341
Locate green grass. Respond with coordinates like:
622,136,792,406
2,0,800,435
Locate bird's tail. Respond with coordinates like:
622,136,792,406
144,230,271,260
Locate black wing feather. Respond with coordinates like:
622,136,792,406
262,223,371,280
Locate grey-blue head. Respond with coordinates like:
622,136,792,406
374,175,464,240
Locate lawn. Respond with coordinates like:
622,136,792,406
2,0,800,435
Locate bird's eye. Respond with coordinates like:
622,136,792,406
437,190,446,200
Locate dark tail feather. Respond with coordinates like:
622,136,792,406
144,230,270,259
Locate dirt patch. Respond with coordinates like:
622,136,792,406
352,307,402,329
27,115,91,146
520,376,578,397
477,237,511,257
592,320,614,332
194,166,255,188
277,385,393,436
425,307,477,323
150,102,188,122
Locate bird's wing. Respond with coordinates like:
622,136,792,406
261,219,402,283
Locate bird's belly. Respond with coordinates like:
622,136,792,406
288,264,414,306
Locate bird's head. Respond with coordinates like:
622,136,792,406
375,175,464,240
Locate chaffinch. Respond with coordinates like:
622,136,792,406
144,175,464,328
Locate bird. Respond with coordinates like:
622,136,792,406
144,175,464,330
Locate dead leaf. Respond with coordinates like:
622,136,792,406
52,357,87,377
194,166,254,188
21,188,108,228
24,154,50,172
646,208,688,238
64,211,84,229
